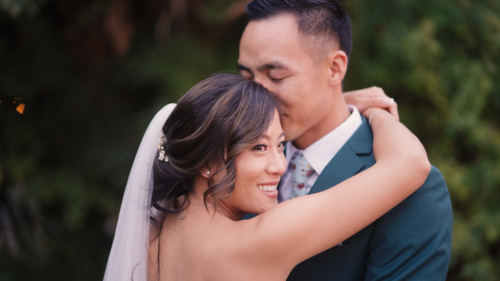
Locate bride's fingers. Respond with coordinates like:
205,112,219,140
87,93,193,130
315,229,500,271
343,86,400,121
388,101,399,121
362,98,398,121
350,97,394,112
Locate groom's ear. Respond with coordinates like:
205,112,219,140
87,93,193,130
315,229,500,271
326,50,348,87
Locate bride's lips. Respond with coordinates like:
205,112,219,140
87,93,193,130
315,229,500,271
257,181,279,198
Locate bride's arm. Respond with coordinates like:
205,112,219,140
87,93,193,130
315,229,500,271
238,109,431,269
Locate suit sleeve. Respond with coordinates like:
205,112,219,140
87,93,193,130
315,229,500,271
364,165,453,281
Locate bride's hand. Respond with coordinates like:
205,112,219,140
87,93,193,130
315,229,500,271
343,87,399,121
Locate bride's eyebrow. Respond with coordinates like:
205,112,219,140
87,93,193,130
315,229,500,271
262,132,286,140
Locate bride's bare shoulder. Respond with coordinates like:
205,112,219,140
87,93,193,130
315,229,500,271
214,216,274,257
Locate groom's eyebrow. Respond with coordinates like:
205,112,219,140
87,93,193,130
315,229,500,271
257,61,287,71
236,61,289,73
236,63,252,73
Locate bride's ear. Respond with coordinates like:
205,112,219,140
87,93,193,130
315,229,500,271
200,168,211,179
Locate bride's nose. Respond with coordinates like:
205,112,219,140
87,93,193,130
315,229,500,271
266,151,287,176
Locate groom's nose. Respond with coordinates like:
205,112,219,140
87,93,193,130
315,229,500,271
253,75,270,90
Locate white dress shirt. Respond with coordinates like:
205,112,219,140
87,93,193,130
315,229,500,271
278,105,363,202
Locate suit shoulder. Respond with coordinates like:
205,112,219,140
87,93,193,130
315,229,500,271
427,164,445,182
375,163,451,227
366,163,452,280
415,164,449,200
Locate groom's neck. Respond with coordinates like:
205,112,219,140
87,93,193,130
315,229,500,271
291,95,350,150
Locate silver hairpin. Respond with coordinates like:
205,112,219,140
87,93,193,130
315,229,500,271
158,135,168,162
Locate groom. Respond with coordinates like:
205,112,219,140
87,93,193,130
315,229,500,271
237,0,452,280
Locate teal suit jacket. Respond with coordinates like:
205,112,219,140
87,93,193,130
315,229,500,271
286,118,453,281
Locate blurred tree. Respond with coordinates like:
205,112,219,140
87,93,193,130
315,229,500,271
0,0,499,280
0,0,247,280
344,0,500,280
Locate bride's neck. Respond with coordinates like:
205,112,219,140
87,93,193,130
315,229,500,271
190,176,243,221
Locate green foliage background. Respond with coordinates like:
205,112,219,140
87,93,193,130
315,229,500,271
0,0,499,280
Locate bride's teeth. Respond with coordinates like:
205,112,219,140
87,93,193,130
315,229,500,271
258,185,278,191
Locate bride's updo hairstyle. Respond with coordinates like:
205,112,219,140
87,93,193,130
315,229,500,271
151,73,277,227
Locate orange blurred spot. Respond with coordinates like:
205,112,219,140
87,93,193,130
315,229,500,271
16,103,25,114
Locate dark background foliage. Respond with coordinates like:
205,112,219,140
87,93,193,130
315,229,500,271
0,0,499,280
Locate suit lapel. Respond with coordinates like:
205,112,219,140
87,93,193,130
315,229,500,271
308,144,365,194
308,118,373,195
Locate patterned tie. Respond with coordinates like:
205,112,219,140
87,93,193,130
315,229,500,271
289,151,315,199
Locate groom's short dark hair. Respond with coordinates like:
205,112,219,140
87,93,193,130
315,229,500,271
245,0,353,59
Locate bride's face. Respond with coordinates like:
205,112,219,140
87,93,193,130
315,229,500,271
229,110,287,215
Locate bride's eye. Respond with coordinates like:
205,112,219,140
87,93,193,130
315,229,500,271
252,144,268,151
278,141,287,149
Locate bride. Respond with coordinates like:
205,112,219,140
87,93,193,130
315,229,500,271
103,73,430,281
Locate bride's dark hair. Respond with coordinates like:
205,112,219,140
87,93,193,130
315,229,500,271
151,73,277,228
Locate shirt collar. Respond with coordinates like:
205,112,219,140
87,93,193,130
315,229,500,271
285,105,362,174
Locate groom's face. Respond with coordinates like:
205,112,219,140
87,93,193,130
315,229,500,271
238,13,335,143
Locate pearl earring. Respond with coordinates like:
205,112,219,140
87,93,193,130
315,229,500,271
206,171,210,175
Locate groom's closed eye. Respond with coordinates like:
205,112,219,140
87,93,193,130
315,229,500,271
269,69,290,82
237,63,253,79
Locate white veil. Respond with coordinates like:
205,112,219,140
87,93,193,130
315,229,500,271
103,103,176,281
